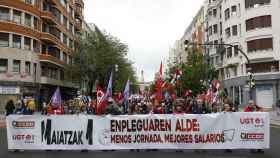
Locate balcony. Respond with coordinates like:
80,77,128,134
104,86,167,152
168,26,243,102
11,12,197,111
40,76,79,88
75,0,84,7
247,49,274,62
215,61,223,69
40,32,57,43
75,20,82,30
0,0,40,16
225,56,241,66
41,11,58,25
39,54,65,67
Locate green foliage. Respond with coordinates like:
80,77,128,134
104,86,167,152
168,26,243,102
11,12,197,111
70,27,137,94
168,50,217,96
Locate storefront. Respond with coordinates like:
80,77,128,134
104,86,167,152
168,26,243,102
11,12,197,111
0,86,21,113
223,73,280,110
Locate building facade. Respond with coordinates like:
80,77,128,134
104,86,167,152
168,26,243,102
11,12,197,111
171,0,280,109
169,6,206,66
0,0,85,112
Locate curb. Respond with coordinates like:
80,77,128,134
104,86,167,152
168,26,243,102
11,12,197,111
270,123,280,128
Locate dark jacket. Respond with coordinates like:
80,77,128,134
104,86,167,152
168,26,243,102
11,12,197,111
5,100,15,116
192,104,210,114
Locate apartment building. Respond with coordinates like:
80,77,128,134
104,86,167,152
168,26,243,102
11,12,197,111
169,6,206,66
0,0,85,111
206,0,280,108
170,0,280,109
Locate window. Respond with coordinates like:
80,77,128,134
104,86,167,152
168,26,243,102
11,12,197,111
60,70,64,80
33,63,37,76
227,47,232,58
0,32,9,47
69,56,73,65
232,25,238,36
63,52,67,63
208,26,213,35
69,7,73,17
213,24,218,34
233,67,237,77
0,59,8,73
25,13,32,27
231,6,237,15
69,23,73,33
226,68,230,78
234,45,239,56
0,7,10,21
219,5,222,18
52,8,61,23
50,67,58,79
220,22,222,35
246,15,271,31
41,66,47,76
208,10,212,17
25,0,33,5
13,10,21,24
49,27,60,39
247,38,273,52
214,40,218,49
12,34,21,48
213,9,217,17
25,61,31,75
245,0,271,9
63,16,67,28
34,17,39,30
225,27,231,38
239,24,242,36
215,56,219,65
24,37,31,50
63,34,67,45
69,39,74,49
33,40,40,53
225,8,230,20
13,60,20,73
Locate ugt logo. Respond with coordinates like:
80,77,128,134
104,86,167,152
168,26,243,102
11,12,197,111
240,117,264,127
41,119,93,145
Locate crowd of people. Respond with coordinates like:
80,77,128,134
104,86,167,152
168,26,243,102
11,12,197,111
5,93,263,116
5,97,36,116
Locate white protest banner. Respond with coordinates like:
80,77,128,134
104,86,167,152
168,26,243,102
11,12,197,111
6,112,270,150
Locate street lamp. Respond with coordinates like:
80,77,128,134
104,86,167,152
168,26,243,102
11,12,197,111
184,40,250,64
184,40,253,100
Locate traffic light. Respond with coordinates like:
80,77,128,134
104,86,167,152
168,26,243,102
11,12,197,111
248,73,256,89
251,78,256,89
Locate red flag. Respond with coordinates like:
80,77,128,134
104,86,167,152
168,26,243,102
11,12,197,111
159,62,163,78
155,62,163,101
96,86,107,115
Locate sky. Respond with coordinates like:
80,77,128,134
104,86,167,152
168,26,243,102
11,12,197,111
84,0,205,82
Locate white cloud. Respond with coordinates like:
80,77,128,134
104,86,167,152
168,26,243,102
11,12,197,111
84,0,205,81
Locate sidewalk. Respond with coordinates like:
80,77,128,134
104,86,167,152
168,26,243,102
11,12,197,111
270,110,280,127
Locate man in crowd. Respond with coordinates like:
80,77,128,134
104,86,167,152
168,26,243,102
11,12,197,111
5,100,15,116
244,100,263,112
192,99,210,114
244,100,264,153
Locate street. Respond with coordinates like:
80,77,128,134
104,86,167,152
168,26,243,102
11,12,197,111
0,126,279,158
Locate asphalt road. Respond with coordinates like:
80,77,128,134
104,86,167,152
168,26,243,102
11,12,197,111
0,126,280,158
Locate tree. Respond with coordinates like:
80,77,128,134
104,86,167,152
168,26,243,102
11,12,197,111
70,26,137,94
167,50,217,96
